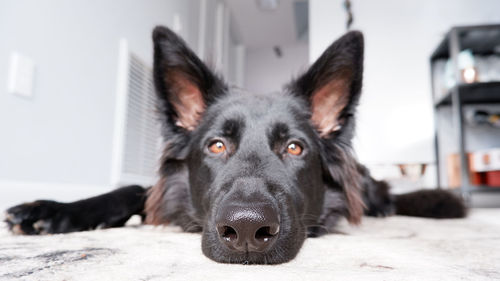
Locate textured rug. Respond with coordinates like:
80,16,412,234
0,209,499,281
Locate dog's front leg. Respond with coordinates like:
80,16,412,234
4,185,147,234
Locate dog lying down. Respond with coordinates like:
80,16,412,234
5,26,466,265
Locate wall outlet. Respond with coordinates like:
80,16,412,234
8,52,35,98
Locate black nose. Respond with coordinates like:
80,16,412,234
216,204,280,252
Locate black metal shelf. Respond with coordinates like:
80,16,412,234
431,24,500,60
430,25,500,204
448,186,500,193
469,186,500,192
434,81,500,107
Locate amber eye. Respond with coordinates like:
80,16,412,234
209,140,226,154
287,142,303,156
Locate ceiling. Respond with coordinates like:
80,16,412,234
224,0,308,49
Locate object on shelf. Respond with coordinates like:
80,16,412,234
465,109,500,127
447,153,484,187
476,55,500,82
462,66,478,83
485,171,500,187
469,148,500,187
443,49,478,89
470,148,500,172
435,53,500,99
459,50,478,83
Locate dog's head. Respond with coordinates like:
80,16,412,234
147,26,364,264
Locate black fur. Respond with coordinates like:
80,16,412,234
394,189,466,218
4,26,466,265
357,164,395,217
5,185,146,235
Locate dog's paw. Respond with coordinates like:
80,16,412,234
4,200,60,235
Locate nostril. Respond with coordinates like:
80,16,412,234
255,225,280,242
218,225,238,242
255,227,272,242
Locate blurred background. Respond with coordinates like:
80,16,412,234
1,0,500,207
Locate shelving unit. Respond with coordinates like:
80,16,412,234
434,82,500,107
431,24,500,200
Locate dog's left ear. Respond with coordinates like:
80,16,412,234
291,31,363,138
290,31,365,224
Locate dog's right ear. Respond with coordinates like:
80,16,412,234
289,31,363,139
153,26,226,133
288,31,365,225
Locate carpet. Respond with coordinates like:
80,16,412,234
0,209,499,280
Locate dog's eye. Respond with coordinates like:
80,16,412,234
209,140,226,154
287,142,303,156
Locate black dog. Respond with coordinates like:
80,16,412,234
4,26,465,264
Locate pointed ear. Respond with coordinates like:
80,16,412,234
153,26,226,131
291,31,365,224
291,31,364,137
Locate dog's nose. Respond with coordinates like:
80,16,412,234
216,204,280,252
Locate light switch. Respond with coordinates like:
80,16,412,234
8,52,36,98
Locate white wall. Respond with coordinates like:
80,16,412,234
245,43,309,94
0,0,200,203
310,0,500,167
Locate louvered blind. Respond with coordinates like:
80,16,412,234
111,40,161,187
